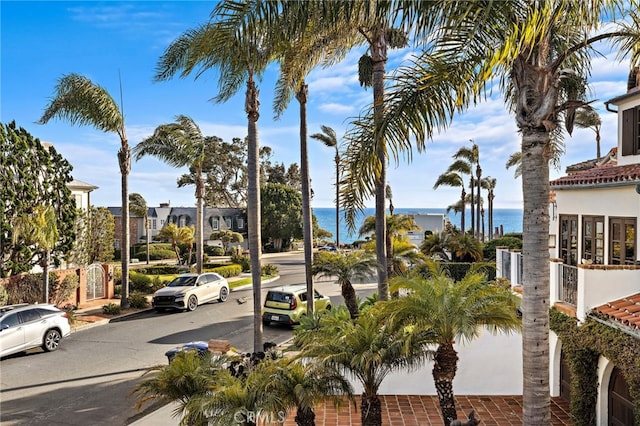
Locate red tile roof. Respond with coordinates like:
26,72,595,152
551,162,640,187
594,293,640,331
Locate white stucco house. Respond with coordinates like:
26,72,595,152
497,68,640,425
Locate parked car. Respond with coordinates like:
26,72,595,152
0,304,71,358
318,244,337,252
262,285,331,326
152,272,229,312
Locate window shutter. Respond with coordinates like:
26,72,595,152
621,108,636,156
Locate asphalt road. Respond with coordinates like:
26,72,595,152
0,252,374,425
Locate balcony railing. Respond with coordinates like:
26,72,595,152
557,263,578,305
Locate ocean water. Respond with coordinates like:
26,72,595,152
312,207,523,244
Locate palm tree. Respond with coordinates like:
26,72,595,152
298,307,432,426
155,1,275,351
158,223,193,265
132,350,228,425
311,250,377,319
481,177,496,240
12,205,59,303
132,115,207,273
386,262,521,424
129,193,150,265
358,214,420,279
310,125,341,249
452,143,480,238
434,161,471,234
362,2,640,421
420,232,450,261
575,107,603,160
39,73,132,308
255,357,354,426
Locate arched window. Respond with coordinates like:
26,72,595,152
609,367,635,426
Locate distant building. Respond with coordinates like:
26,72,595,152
405,213,448,247
108,203,247,250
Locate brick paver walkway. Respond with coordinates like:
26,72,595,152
282,395,572,425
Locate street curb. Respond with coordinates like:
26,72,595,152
71,276,282,334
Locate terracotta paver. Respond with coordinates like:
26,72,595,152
281,395,571,426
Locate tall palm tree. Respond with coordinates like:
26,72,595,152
311,250,377,319
386,262,521,424
358,214,420,279
155,1,275,351
298,307,432,426
132,115,207,273
129,193,150,265
39,73,132,309
310,125,341,249
434,161,471,234
452,143,480,238
481,177,496,241
575,106,603,160
12,205,59,303
361,1,640,421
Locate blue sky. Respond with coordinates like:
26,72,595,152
1,1,633,210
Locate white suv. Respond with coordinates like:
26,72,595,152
0,304,71,358
152,272,230,312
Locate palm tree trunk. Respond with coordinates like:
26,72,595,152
118,145,131,309
432,342,459,424
476,165,481,241
361,392,382,426
521,130,551,424
469,178,475,238
341,280,359,320
195,169,205,274
335,151,340,249
145,217,150,264
42,251,50,303
246,73,263,353
297,83,315,315
460,188,466,234
294,406,316,426
371,27,389,302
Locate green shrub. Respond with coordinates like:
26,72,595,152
416,262,496,282
261,263,278,276
114,284,121,297
52,273,79,307
129,293,149,309
136,265,180,275
150,276,169,291
5,274,41,304
483,236,523,260
103,303,121,315
130,271,152,293
204,245,225,256
230,254,251,272
208,264,242,278
63,306,77,325
0,284,8,305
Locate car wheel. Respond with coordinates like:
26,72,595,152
186,295,198,312
42,329,62,352
262,319,270,327
326,304,332,311
219,286,229,302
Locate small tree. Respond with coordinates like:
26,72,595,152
12,206,59,303
311,251,377,319
68,206,115,266
158,223,194,265
210,230,244,255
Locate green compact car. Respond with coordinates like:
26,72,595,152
262,285,331,326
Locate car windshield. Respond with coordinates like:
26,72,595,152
168,276,197,287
